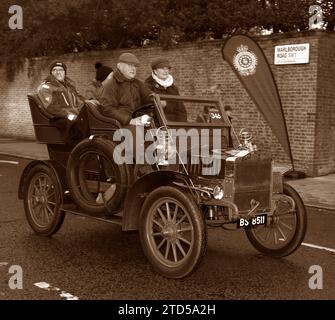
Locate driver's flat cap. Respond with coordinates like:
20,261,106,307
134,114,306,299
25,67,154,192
118,53,140,67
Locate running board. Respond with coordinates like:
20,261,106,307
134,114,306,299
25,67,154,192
61,204,123,226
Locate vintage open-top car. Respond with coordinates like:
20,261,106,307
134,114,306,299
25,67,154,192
18,90,307,279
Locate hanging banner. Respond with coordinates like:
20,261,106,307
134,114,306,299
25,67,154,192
222,34,292,159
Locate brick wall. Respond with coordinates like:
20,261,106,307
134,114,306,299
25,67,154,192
0,30,333,176
315,33,335,176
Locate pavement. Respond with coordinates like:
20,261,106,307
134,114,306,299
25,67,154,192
0,137,334,211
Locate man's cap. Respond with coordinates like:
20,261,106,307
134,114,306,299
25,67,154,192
95,62,113,81
151,57,171,70
49,61,67,74
118,53,140,67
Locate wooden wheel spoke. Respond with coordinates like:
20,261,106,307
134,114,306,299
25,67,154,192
33,185,41,195
273,229,278,245
157,208,167,224
157,238,167,250
153,219,164,229
166,202,171,222
261,226,271,242
176,239,187,257
39,207,45,224
178,226,192,233
279,220,293,231
176,213,187,226
275,212,295,218
40,178,47,192
45,205,54,217
47,191,56,200
151,232,162,237
171,243,178,262
276,225,287,241
37,178,42,190
178,235,191,246
172,205,178,223
164,241,171,259
43,207,50,223
36,204,43,218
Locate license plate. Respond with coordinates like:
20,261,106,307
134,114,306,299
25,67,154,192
237,214,267,228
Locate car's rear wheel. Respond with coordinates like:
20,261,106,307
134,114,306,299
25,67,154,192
24,164,65,236
246,183,307,257
139,186,207,278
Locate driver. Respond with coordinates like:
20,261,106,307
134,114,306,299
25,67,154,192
98,52,153,192
99,52,152,126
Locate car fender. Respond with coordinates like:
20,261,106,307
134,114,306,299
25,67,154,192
122,170,190,231
18,160,67,200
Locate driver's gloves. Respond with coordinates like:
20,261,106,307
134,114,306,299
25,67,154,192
67,113,77,121
129,114,151,126
140,114,151,125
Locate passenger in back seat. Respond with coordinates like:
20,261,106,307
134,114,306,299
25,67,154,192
85,62,113,100
37,61,89,146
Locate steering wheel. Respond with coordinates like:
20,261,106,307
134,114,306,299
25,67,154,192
132,103,155,118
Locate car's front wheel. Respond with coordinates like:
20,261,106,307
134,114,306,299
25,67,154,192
139,186,207,278
246,183,307,257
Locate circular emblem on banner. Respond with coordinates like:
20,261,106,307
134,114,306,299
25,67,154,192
233,45,258,76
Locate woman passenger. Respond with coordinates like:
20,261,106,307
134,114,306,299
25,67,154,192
145,58,187,122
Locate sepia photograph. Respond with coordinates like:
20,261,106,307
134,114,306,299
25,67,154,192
0,0,334,313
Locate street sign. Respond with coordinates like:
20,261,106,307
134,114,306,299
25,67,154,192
274,43,310,65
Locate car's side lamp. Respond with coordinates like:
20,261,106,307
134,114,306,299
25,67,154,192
239,128,257,152
155,129,176,166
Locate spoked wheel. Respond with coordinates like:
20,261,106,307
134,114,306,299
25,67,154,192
246,183,307,257
24,164,65,236
67,137,128,215
140,186,207,279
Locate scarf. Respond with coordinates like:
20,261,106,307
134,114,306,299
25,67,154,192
152,72,174,89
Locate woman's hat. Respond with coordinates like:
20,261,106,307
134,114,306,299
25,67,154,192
95,62,113,81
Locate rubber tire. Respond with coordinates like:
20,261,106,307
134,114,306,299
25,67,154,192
67,137,128,214
23,164,65,237
139,186,207,279
246,183,307,257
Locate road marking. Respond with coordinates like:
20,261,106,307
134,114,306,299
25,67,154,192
0,262,9,267
0,160,19,165
302,242,335,253
34,282,79,300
